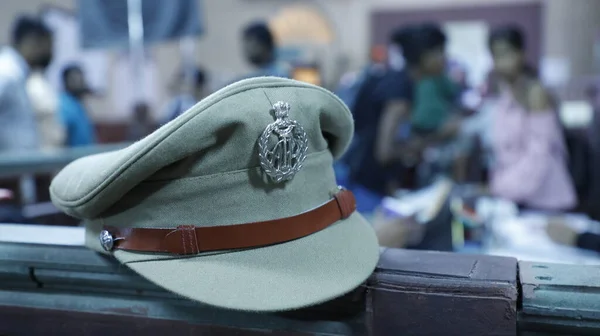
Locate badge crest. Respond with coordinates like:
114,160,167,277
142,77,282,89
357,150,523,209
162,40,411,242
258,101,308,183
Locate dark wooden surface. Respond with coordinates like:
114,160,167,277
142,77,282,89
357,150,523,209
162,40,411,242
95,123,130,144
95,123,158,144
2,239,599,335
371,248,518,336
0,242,519,336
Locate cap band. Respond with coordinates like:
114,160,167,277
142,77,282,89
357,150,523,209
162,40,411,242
99,189,356,255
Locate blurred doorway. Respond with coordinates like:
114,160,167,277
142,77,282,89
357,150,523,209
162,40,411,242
268,4,336,86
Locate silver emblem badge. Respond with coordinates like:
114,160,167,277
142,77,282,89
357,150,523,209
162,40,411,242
258,101,308,183
99,230,115,251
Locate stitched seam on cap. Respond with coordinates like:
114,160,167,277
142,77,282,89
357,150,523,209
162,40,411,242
141,150,330,184
51,78,349,207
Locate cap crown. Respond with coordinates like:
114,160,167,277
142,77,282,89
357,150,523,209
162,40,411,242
50,77,354,252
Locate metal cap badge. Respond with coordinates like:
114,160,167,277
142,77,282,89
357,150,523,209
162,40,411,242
258,101,308,183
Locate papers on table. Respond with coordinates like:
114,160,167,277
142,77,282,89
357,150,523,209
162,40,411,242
487,213,600,265
382,178,453,223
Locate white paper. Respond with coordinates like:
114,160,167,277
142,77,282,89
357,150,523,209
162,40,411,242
383,178,453,223
487,214,600,265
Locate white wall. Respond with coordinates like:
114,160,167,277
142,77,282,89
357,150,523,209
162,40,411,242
543,0,600,77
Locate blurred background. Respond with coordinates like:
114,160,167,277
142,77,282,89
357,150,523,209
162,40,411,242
2,0,600,266
1,0,597,127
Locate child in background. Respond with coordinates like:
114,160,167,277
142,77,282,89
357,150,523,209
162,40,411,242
407,67,472,185
395,24,466,155
410,74,461,135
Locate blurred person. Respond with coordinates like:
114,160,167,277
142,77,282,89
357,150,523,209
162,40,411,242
343,31,409,212
487,26,576,211
0,16,53,151
397,25,469,163
27,71,64,150
347,24,458,212
408,50,477,186
376,24,463,167
59,64,96,147
127,102,155,141
408,27,461,136
346,25,419,212
25,25,65,150
334,46,388,187
240,22,290,79
585,84,600,220
163,67,208,122
335,45,388,108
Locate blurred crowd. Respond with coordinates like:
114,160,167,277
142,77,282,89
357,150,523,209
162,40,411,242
331,22,600,253
1,9,600,254
337,23,576,213
0,16,295,151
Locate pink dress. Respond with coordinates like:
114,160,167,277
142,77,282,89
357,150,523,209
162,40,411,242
490,91,577,210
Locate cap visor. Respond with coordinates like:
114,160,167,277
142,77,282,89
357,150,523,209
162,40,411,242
114,212,379,312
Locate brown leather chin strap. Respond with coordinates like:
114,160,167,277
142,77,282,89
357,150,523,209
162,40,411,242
100,189,356,255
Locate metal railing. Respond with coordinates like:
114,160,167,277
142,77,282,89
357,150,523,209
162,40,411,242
0,143,129,178
0,143,129,207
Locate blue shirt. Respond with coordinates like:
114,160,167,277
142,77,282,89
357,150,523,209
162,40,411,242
59,93,96,147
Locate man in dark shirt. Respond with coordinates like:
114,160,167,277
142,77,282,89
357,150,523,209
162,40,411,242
346,26,416,213
351,69,414,196
351,25,445,201
239,22,290,80
349,24,453,212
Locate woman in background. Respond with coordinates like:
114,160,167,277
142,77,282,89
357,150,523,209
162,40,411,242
487,26,576,211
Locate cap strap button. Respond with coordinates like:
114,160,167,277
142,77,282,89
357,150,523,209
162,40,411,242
99,229,115,251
